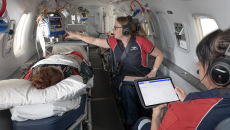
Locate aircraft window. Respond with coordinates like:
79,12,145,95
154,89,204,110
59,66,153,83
193,14,219,41
200,18,218,37
13,13,28,52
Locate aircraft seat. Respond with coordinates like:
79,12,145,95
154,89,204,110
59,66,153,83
215,117,230,130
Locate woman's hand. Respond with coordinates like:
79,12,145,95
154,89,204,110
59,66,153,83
145,70,157,78
68,54,83,64
152,104,167,119
63,29,78,39
174,85,187,102
151,104,167,130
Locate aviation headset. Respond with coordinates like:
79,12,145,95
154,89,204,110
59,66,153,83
209,44,230,87
122,16,140,36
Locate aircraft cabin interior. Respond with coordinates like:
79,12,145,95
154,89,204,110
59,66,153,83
0,0,230,130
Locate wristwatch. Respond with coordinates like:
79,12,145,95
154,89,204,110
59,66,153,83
152,68,157,71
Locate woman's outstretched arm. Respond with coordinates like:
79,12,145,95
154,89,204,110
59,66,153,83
64,29,111,48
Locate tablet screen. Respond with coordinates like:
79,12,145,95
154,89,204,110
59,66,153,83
137,78,179,106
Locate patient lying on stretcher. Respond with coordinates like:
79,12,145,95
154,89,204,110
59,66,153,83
21,51,93,89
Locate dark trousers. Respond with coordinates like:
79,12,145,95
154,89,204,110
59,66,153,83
114,75,149,125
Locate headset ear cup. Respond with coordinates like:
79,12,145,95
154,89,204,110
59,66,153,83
122,26,130,36
125,28,130,36
122,15,132,37
209,56,230,87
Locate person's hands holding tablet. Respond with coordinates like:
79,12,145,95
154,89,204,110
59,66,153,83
152,104,167,119
174,85,187,102
151,104,168,129
134,77,180,109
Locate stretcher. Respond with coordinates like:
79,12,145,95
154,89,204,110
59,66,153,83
12,42,93,130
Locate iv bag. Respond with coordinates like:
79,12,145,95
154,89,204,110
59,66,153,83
0,5,10,39
61,7,71,18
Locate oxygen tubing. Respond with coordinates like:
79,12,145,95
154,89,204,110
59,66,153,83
146,12,149,37
130,0,144,13
0,10,11,33
0,0,6,18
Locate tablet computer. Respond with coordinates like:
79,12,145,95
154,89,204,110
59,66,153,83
134,77,179,109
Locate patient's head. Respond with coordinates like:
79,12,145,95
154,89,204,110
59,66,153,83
31,66,64,89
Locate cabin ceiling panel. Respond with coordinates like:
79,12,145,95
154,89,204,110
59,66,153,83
7,0,42,24
40,0,133,7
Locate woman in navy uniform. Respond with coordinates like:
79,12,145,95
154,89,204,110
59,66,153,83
65,16,163,129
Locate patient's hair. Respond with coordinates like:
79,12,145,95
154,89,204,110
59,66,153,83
31,67,64,89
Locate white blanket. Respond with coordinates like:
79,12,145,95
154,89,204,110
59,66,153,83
52,46,88,61
33,55,81,70
32,53,94,88
10,96,82,121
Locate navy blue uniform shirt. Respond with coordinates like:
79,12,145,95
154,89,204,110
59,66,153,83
107,37,154,76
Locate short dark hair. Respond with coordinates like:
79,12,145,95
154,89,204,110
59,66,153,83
196,29,230,71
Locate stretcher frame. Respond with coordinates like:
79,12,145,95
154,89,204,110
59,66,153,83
46,40,92,130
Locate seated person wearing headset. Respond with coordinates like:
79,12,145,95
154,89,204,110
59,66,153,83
21,51,93,89
64,16,163,129
133,29,230,130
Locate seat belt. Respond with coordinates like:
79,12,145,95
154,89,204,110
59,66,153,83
116,37,135,74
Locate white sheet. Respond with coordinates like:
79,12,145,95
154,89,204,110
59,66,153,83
33,55,81,70
10,96,81,121
52,46,88,61
32,53,94,88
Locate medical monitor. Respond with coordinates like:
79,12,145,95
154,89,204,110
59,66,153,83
49,18,62,29
134,77,179,109
45,16,65,37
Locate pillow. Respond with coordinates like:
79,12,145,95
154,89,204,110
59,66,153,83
10,96,81,121
0,75,87,110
